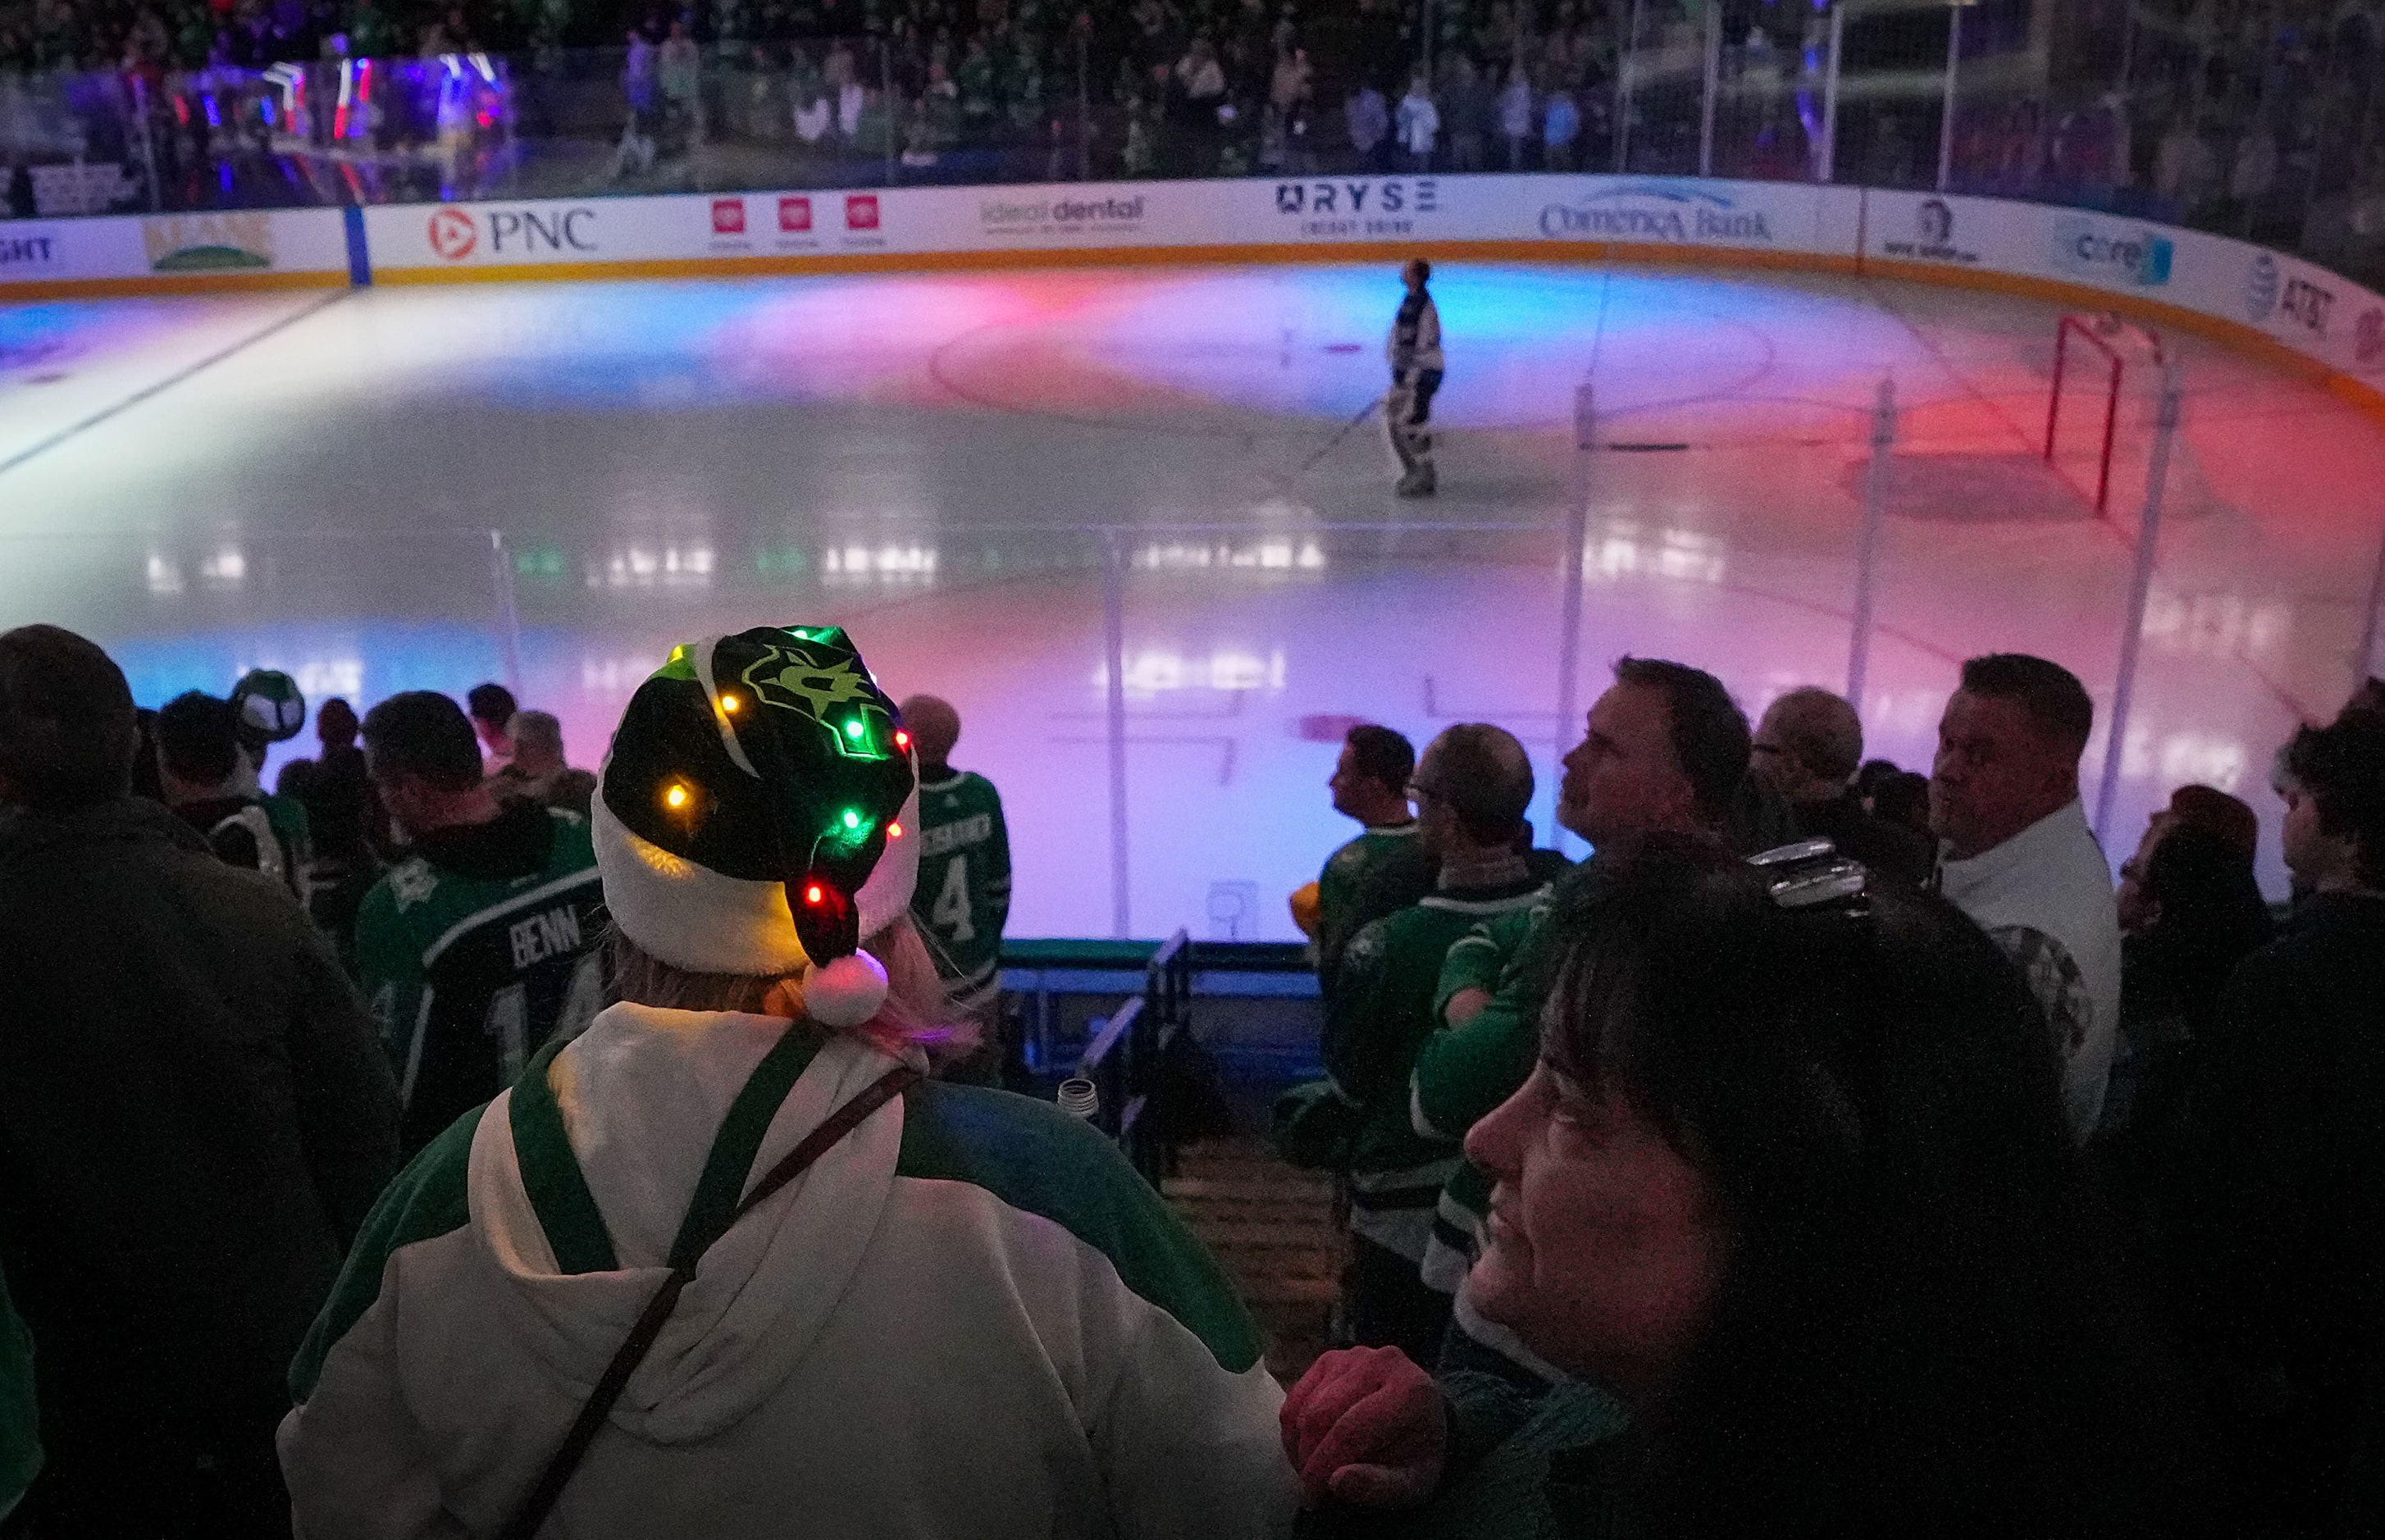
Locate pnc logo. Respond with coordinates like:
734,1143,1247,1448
779,195,812,233
427,207,477,261
845,194,880,230
712,198,746,235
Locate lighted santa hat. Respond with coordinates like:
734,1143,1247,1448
591,625,920,1027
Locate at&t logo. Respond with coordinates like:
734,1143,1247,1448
427,207,477,261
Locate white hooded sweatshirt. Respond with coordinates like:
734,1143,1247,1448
280,1003,1295,1539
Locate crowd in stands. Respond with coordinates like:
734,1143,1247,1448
15,0,2370,254
0,604,2381,1535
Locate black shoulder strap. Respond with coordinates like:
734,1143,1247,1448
496,1063,920,1540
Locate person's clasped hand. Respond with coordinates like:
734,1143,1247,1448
1278,1345,1446,1510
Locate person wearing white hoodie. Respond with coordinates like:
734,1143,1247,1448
1928,653,2122,1141
280,623,1296,1540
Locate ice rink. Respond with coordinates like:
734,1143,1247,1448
4,260,2381,936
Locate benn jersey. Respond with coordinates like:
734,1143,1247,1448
909,770,1012,1010
353,809,608,1155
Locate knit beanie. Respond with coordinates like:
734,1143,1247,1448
591,625,920,1027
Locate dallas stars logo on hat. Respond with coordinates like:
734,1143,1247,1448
589,625,922,1027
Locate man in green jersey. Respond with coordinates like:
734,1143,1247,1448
1328,723,1548,1364
1414,658,1748,1377
353,692,608,1156
1310,723,1436,996
901,695,1011,1028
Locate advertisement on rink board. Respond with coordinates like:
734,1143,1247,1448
0,207,349,286
1861,189,2385,385
11,177,2385,389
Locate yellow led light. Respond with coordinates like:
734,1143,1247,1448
665,783,690,809
721,695,740,713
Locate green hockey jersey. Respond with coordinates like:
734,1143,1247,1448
353,804,608,1155
1328,874,1548,1264
1315,823,1435,993
910,770,1012,1010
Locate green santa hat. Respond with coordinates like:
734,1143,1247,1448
591,625,920,1027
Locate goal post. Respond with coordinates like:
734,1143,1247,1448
2046,313,2125,517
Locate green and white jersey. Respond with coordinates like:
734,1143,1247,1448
909,770,1011,1009
1328,874,1548,1264
353,804,607,1156
1316,823,1435,994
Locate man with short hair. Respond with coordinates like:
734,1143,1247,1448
1306,723,1434,994
154,689,308,895
2175,710,2385,1533
0,625,396,1533
353,691,607,1156
1325,723,1548,1363
466,681,517,765
495,708,599,818
1751,686,1932,884
1930,653,2121,1141
899,695,1012,1029
1413,657,1749,1376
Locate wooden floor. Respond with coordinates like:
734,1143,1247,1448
1164,1137,1343,1382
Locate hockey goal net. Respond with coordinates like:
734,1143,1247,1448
2045,312,2164,517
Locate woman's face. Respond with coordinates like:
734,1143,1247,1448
1464,1052,1727,1402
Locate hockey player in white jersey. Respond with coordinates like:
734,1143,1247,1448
1385,258,1445,497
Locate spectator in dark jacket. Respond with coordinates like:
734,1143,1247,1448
2173,710,2385,1535
0,625,399,1536
1749,687,1933,883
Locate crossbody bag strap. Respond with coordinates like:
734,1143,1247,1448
496,1063,921,1540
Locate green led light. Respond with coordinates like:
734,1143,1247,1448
843,719,865,740
841,809,863,831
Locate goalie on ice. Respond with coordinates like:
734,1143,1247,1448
1384,258,1444,497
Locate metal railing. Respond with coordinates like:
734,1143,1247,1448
1076,927,1193,1184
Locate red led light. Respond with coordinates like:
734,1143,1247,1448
894,730,910,749
805,884,824,904
887,821,904,838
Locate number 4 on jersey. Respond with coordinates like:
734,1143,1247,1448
931,856,975,944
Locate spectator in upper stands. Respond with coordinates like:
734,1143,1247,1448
1284,835,2219,1539
353,691,606,1156
2172,709,2385,1535
155,689,308,894
1497,63,1535,169
1416,657,1748,1378
1542,85,1580,170
1930,653,2120,1141
1750,686,1933,884
1396,70,1439,170
1325,723,1548,1365
466,680,517,766
1303,723,1434,995
282,626,1295,1540
495,708,599,818
1346,78,1390,171
899,693,1013,1052
0,625,396,1535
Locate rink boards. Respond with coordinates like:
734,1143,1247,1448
3,175,2381,409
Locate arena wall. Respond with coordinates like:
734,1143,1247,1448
5,175,2380,413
